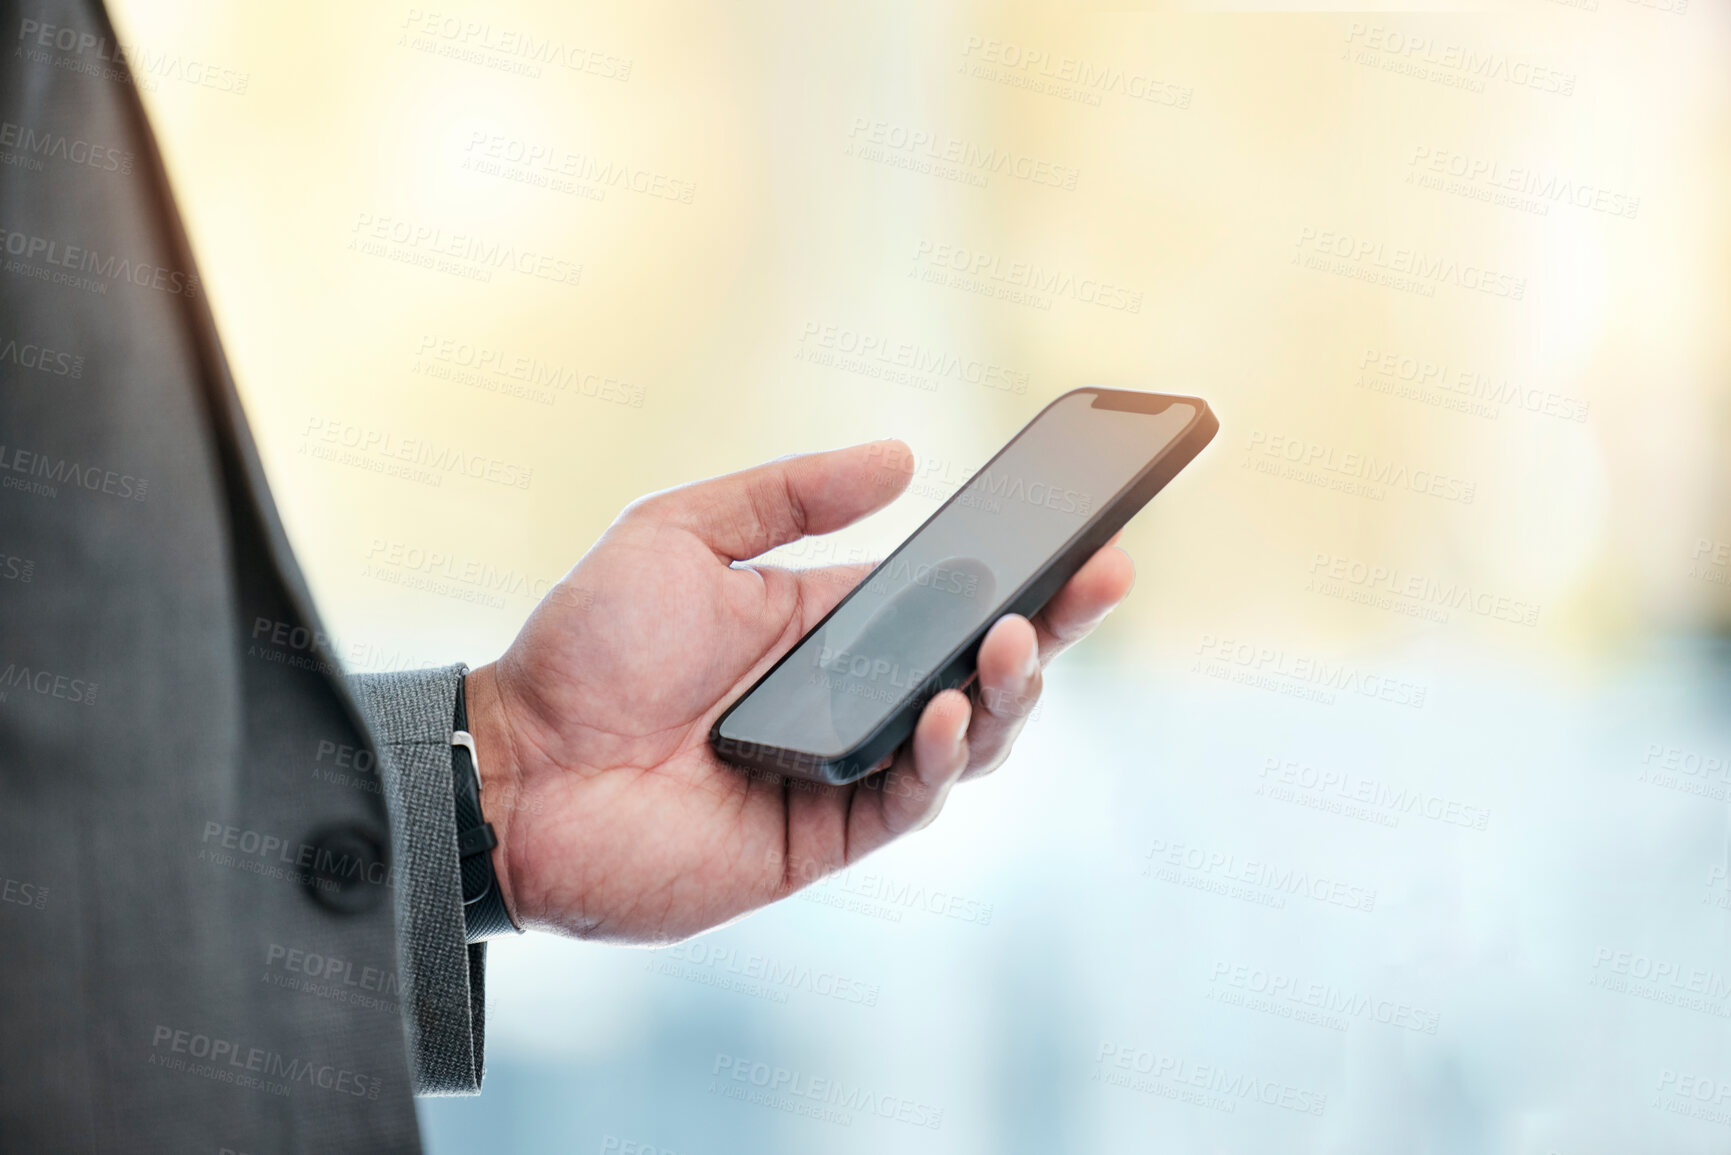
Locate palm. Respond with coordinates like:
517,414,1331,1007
470,439,1134,944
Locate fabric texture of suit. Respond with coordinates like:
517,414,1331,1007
0,0,487,1148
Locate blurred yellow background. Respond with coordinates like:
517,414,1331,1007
109,0,1730,681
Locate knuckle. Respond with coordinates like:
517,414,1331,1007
981,676,1039,720
909,792,949,832
620,492,669,524
966,752,1008,780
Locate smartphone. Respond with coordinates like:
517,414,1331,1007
709,387,1217,785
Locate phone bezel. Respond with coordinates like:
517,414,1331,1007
709,387,1218,785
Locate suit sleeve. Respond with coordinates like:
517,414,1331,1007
346,664,488,1096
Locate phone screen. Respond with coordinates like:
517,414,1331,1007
718,391,1198,759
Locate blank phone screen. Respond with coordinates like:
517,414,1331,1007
718,392,1198,759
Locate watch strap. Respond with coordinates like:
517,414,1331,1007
452,674,520,942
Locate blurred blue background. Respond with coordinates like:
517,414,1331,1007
418,642,1731,1153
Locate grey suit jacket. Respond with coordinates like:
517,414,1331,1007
1,0,487,1148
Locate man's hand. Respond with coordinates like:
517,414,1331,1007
464,439,1133,944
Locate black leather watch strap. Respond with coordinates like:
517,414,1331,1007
452,673,520,942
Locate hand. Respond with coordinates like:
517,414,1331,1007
464,439,1134,944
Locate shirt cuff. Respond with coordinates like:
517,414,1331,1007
347,663,487,1096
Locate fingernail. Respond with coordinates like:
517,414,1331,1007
1020,647,1039,682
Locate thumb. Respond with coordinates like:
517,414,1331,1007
643,439,914,562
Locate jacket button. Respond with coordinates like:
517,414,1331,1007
301,824,389,915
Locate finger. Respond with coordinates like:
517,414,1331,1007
1030,543,1135,663
960,614,1041,782
845,689,971,858
642,439,914,562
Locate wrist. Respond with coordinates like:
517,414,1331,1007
462,661,525,929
